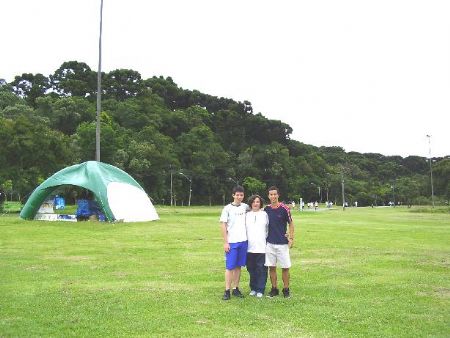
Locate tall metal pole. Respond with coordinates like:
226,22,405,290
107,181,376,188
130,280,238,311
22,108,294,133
427,135,435,207
341,175,345,211
95,0,104,162
188,180,192,207
179,172,192,206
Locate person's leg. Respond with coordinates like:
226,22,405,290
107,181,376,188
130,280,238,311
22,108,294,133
225,269,232,290
233,241,247,289
224,244,238,298
269,266,277,289
247,253,256,292
281,268,290,288
279,244,292,298
233,266,241,288
255,253,267,294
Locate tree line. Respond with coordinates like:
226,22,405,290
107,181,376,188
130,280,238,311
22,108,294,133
0,61,449,206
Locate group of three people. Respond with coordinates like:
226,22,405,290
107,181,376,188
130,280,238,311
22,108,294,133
220,185,295,300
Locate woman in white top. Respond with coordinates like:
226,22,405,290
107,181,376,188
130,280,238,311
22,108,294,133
246,194,269,297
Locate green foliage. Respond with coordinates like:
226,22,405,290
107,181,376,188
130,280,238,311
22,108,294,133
242,176,266,195
1,61,448,205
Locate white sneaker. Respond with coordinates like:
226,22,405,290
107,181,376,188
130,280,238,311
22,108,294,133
256,292,263,298
249,290,256,296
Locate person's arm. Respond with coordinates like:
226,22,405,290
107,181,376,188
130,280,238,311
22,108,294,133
287,220,294,248
220,222,230,252
265,212,269,238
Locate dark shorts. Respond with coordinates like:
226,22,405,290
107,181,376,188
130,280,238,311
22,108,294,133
225,241,248,270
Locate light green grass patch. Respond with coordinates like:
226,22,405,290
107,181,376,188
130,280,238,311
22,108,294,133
0,206,449,337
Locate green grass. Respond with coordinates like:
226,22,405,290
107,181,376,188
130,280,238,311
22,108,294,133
1,201,22,214
0,206,449,337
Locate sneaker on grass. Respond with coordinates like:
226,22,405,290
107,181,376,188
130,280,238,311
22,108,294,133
232,287,244,298
222,289,231,301
282,287,290,298
249,290,256,296
256,292,263,298
267,287,279,298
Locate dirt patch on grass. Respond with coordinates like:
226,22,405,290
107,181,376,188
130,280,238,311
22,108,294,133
417,287,450,299
45,255,91,262
301,258,337,266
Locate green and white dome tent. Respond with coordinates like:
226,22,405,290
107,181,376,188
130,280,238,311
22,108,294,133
20,161,159,222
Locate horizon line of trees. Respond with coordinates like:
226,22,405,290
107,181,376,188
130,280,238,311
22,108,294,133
1,61,449,206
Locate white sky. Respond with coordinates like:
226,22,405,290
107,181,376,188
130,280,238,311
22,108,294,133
1,0,449,157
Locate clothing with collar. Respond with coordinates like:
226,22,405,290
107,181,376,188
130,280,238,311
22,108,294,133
219,202,248,243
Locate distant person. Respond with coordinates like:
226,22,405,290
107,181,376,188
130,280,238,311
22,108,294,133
0,188,5,213
265,186,295,298
246,195,269,298
220,186,248,300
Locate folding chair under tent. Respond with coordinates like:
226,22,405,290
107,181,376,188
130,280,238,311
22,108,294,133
20,161,159,222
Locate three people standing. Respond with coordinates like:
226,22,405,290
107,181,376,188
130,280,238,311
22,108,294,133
220,185,295,300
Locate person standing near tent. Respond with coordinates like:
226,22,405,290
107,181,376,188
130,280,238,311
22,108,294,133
0,187,5,213
246,194,269,298
264,186,295,298
220,185,248,300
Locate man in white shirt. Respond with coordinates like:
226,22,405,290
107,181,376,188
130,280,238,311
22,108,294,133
220,186,248,300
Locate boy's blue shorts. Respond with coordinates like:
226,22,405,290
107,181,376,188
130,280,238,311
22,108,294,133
225,241,248,270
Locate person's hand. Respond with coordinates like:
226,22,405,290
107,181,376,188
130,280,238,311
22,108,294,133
223,243,230,253
288,238,294,248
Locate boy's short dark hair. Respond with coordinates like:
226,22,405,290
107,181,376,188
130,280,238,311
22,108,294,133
232,185,245,194
268,186,280,194
248,194,264,208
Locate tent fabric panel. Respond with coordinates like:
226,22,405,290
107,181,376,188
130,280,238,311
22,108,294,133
107,182,159,222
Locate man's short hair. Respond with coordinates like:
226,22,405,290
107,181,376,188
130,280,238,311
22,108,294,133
232,185,245,194
268,186,280,194
248,194,264,208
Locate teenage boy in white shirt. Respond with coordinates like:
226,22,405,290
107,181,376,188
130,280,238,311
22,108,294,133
220,186,248,300
245,195,269,298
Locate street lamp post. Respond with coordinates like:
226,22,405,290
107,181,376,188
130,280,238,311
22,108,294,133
179,172,192,207
426,135,435,208
170,169,173,206
391,183,395,207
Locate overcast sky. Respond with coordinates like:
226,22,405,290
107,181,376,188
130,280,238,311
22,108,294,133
1,0,449,157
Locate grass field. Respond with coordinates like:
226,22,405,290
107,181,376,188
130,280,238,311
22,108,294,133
1,206,449,337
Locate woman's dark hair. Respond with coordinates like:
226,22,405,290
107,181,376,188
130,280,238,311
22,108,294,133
248,194,264,208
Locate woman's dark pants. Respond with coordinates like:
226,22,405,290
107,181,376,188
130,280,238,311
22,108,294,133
246,252,268,294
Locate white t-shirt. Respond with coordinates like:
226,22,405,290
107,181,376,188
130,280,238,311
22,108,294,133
220,203,248,243
246,210,269,253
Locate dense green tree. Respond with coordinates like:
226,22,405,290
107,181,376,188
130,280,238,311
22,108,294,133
74,115,119,164
1,62,448,205
243,177,266,195
10,73,49,107
0,116,72,197
433,159,450,199
104,69,144,100
35,96,95,135
50,61,96,98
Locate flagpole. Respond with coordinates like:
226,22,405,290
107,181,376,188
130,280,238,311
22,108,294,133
96,0,103,162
